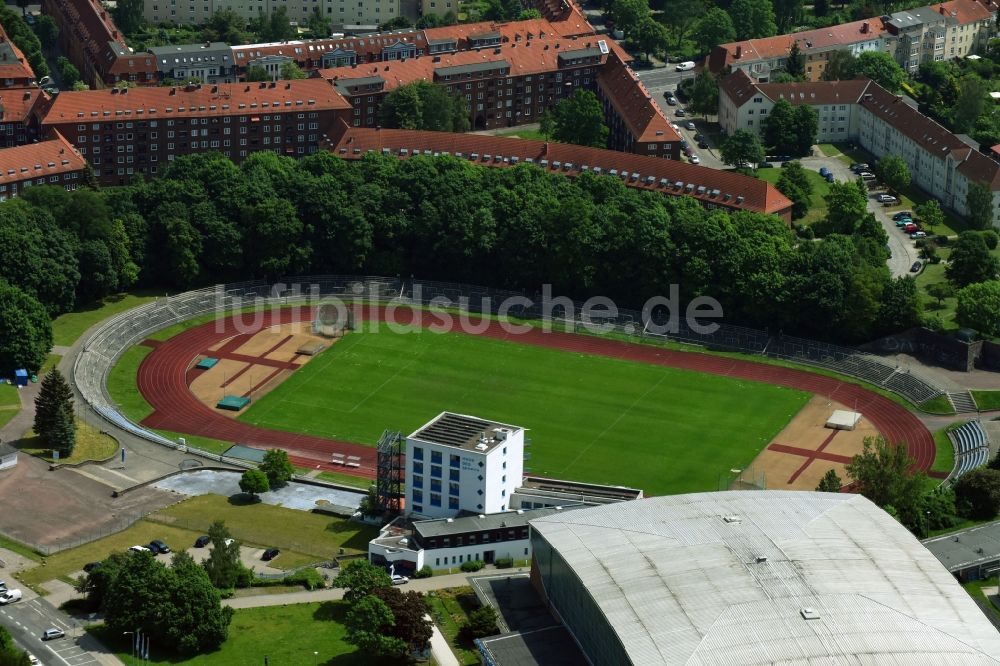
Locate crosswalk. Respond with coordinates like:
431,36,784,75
0,599,99,666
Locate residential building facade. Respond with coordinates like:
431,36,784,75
0,24,36,89
40,79,352,186
0,131,87,201
142,0,401,31
719,70,1000,226
883,0,993,73
149,42,238,84
404,412,526,520
0,88,53,148
596,51,681,159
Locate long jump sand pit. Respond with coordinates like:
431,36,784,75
746,395,880,491
187,323,334,416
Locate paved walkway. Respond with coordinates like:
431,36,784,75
0,381,40,445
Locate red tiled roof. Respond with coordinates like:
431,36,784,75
0,130,85,184
0,23,34,82
41,79,349,124
328,123,792,217
318,35,612,91
721,69,874,107
597,51,680,143
233,33,428,65
0,87,50,123
709,17,889,73
928,0,993,23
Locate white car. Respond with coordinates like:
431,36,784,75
0,589,22,604
910,231,927,239
875,194,898,204
675,61,695,71
27,654,38,665
689,155,700,164
390,574,409,585
686,121,696,131
128,545,150,553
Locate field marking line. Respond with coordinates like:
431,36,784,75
560,373,669,474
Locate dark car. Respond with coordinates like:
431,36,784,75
261,548,280,561
82,562,101,573
825,173,835,183
819,166,830,177
195,535,211,548
892,211,913,221
149,540,171,554
697,140,709,149
675,108,686,117
694,133,704,142
910,261,923,272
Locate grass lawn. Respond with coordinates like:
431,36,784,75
962,579,1000,623
919,393,956,415
426,587,481,665
0,383,18,430
0,409,16,430
313,470,373,489
756,166,830,225
89,601,369,666
154,429,230,455
50,292,159,347
817,143,842,157
41,354,62,375
495,128,550,141
914,255,959,328
932,426,956,475
150,494,376,559
14,419,118,464
107,346,154,422
238,324,810,495
973,391,1000,411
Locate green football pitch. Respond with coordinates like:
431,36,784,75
238,326,810,495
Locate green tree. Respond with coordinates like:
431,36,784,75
334,559,392,603
380,81,469,132
372,587,433,653
914,198,944,234
552,89,609,148
245,65,270,82
539,110,554,139
280,60,306,80
791,105,818,155
946,231,1000,286
415,11,458,28
855,51,905,93
956,280,1000,336
874,155,910,195
730,0,776,40
763,98,797,153
822,179,869,235
252,6,295,42
307,6,333,35
688,70,720,118
926,281,954,307
344,595,407,657
966,181,994,231
776,161,813,219
773,0,803,32
0,625,31,665
692,7,735,54
519,8,542,19
720,129,765,170
238,469,269,499
110,0,145,35
845,436,927,529
202,521,242,589
202,10,247,44
816,469,842,492
954,468,1000,519
358,485,381,518
634,16,669,61
241,198,310,278
167,552,234,653
260,448,294,488
822,50,856,81
954,76,988,134
785,40,805,78
662,0,706,49
378,16,412,31
813,0,828,17
34,368,75,454
608,0,650,37
34,14,58,49
459,605,499,640
0,280,52,375
56,56,80,88
876,276,922,334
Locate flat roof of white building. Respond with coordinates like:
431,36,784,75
530,491,1000,665
409,412,523,453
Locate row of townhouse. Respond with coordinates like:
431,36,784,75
719,69,1000,226
0,24,36,89
709,0,994,82
43,0,591,89
0,131,87,200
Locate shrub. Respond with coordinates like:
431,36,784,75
284,567,325,590
935,235,950,246
234,565,255,589
412,565,433,579
493,557,514,569
459,605,499,641
982,229,999,250
460,559,485,572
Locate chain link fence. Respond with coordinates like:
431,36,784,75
73,275,946,464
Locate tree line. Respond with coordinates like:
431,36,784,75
0,149,927,373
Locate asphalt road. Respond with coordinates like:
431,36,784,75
0,596,99,666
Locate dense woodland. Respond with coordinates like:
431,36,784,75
0,150,928,373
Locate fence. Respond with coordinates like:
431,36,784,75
17,511,154,557
72,276,946,463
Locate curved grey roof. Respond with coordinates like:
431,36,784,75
530,491,1000,665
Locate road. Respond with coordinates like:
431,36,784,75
0,594,120,666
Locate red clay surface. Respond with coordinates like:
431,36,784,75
136,306,937,484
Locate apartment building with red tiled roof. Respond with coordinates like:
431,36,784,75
40,79,351,186
327,122,793,220
0,130,86,201
0,87,52,147
596,51,681,159
0,24,35,88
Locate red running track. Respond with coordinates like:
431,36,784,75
135,306,936,483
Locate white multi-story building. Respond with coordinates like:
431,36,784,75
404,412,525,520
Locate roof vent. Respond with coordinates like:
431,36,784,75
446,518,454,523
399,537,408,546
800,608,820,620
755,556,767,563
517,509,524,514
555,506,563,510
478,514,485,519
723,515,741,523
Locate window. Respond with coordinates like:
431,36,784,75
431,451,442,464
413,489,423,503
431,465,442,478
450,454,460,468
449,496,459,510
412,476,423,489
413,447,424,461
413,504,422,513
449,482,459,496
430,493,441,507
413,461,423,474
449,468,459,482
431,478,441,492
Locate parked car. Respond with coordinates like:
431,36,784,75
83,562,101,573
698,140,709,149
675,108,686,117
390,574,409,585
675,61,696,71
38,76,51,86
26,654,38,665
683,146,693,157
876,194,898,204
261,548,280,561
819,166,830,177
665,96,677,106
194,535,211,547
911,261,923,272
895,218,912,227
850,162,870,172
910,231,927,239
904,223,918,233
128,545,150,554
892,211,913,221
685,121,696,130
858,171,877,180
694,133,704,141
42,628,65,641
149,540,171,554
690,155,700,164
0,589,22,605
0,580,6,591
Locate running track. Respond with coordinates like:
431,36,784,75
135,306,936,482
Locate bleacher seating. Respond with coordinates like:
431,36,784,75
951,422,990,455
956,447,989,477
